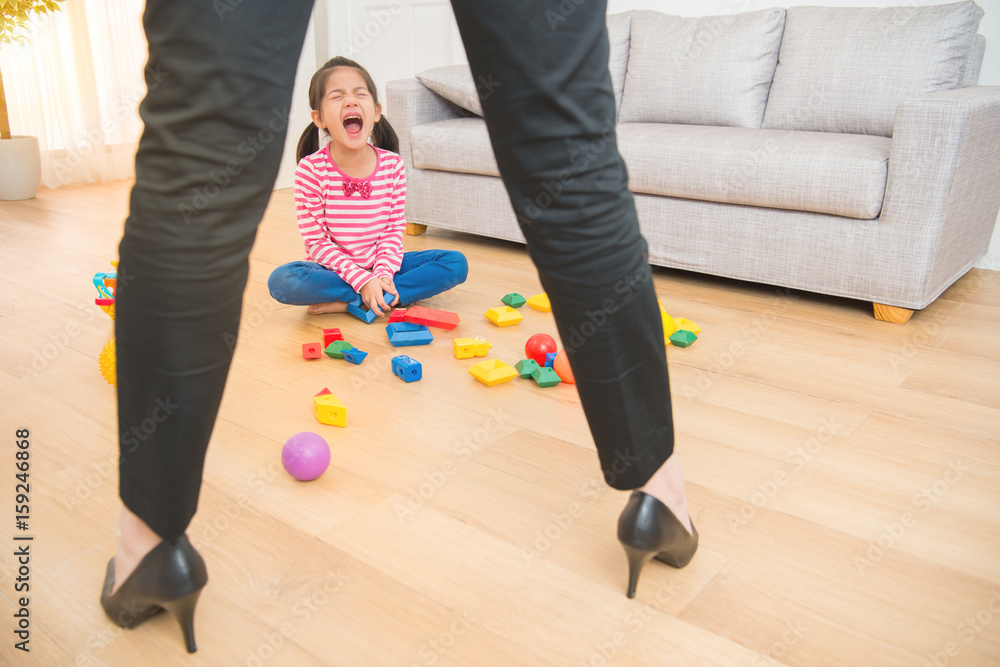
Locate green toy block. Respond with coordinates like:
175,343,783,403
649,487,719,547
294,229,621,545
324,339,354,359
515,359,540,378
502,292,526,308
669,329,697,348
531,366,562,388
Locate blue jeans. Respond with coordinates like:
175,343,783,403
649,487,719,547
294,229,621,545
267,249,468,307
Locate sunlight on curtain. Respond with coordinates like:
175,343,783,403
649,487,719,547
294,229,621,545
0,0,146,188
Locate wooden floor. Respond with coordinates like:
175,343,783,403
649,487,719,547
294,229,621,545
1,180,999,666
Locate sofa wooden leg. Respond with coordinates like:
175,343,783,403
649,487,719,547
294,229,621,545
405,223,427,235
873,303,914,324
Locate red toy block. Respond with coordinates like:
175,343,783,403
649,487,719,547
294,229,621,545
323,328,343,347
315,387,332,397
404,305,460,330
302,343,323,359
388,309,408,323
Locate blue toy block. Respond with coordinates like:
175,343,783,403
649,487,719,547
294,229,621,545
346,297,378,323
341,348,368,365
545,352,557,367
386,322,433,347
392,355,422,382
383,292,399,308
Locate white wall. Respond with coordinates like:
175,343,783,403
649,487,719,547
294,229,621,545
283,0,1000,269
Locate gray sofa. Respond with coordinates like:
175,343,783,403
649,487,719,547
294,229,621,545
387,1,1000,323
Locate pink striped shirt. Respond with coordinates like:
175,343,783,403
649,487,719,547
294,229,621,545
294,145,407,292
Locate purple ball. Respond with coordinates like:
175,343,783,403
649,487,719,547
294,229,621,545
281,432,330,481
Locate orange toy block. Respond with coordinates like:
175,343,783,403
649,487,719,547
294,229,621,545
552,349,575,384
404,305,460,330
453,336,492,359
469,359,518,386
484,306,524,326
302,343,323,359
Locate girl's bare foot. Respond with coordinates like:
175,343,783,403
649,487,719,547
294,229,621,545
308,302,349,315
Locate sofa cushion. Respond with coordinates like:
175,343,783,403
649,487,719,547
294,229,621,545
762,1,985,137
618,8,785,128
606,11,632,117
411,117,499,177
617,124,892,220
414,11,633,118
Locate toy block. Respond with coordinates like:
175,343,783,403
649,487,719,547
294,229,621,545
386,322,434,347
471,337,492,356
324,340,354,359
502,293,526,308
453,336,492,359
669,330,698,348
661,311,678,338
302,343,323,359
313,391,347,427
342,348,368,365
388,308,408,323
484,306,524,326
469,359,518,386
544,352,557,367
531,366,562,388
526,293,551,312
315,387,332,396
515,359,540,378
346,297,378,323
404,305,460,330
392,355,422,382
322,328,343,347
674,317,701,336
383,292,398,307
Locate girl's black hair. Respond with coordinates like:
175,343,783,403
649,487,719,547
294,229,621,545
296,56,400,161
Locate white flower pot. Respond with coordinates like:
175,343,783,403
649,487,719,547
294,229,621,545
0,136,42,201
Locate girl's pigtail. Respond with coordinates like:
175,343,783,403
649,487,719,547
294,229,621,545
296,124,321,162
372,116,400,155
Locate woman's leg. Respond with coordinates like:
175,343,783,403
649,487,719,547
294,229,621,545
392,249,469,306
449,0,690,525
113,0,314,588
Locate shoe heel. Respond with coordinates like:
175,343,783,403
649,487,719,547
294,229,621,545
161,590,202,653
622,544,655,599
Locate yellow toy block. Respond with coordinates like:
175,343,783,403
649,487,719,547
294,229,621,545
484,306,524,326
469,359,518,386
313,392,347,427
661,311,677,338
658,300,667,314
526,293,551,312
674,317,701,336
453,336,492,359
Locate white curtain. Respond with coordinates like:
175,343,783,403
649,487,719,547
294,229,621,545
0,0,147,188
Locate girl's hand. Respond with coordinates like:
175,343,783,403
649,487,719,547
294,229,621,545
379,276,398,307
359,278,389,317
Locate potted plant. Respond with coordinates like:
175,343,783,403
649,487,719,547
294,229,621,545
1,0,65,200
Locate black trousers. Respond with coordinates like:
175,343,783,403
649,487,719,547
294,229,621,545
117,0,673,541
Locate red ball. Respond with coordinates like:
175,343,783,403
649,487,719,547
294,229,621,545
525,333,557,366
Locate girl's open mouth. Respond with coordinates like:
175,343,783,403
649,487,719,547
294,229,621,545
343,115,363,136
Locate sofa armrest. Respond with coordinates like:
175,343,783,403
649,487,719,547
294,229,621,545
878,86,1000,306
386,78,468,168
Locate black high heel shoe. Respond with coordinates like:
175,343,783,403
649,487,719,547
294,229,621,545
100,535,208,653
617,491,698,599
